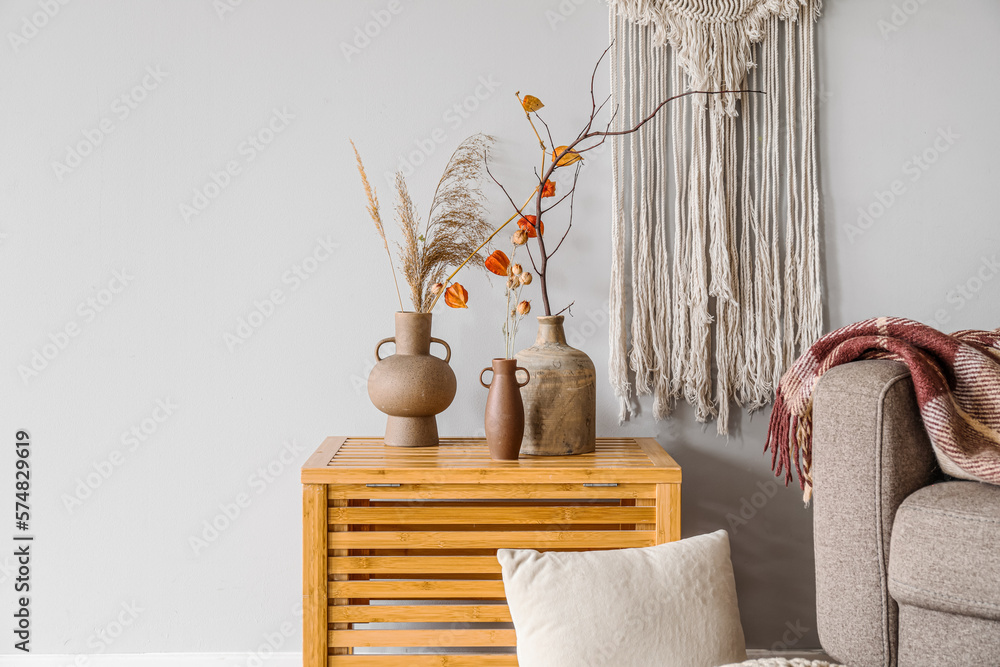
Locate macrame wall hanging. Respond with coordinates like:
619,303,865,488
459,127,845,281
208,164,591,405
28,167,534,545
606,0,824,434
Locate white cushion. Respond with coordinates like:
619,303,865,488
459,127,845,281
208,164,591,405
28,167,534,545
498,529,747,667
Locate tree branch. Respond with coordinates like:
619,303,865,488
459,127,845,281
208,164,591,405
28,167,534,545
485,158,531,221
547,164,582,259
553,301,575,317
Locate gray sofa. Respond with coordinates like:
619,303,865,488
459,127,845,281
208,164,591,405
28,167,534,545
812,360,1000,666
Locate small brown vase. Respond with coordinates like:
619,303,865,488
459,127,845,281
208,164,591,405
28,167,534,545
480,358,530,461
516,315,596,456
367,312,457,447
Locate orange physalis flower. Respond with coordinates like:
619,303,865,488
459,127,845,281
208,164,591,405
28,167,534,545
444,283,469,309
485,250,510,276
541,180,556,198
518,215,544,238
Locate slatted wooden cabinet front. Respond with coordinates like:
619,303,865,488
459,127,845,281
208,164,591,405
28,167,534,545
302,437,682,666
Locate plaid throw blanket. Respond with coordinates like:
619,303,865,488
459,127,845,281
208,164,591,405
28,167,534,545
766,317,1000,501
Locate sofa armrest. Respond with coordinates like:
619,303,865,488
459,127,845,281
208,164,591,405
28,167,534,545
812,360,940,667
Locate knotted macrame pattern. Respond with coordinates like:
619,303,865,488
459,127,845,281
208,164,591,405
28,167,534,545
607,0,823,432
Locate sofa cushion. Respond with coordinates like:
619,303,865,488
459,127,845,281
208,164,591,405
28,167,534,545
888,481,1000,621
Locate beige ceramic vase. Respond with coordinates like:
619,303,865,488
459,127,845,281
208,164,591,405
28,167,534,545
367,312,457,447
516,315,597,455
480,358,530,461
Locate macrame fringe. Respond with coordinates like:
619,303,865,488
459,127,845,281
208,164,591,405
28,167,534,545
607,0,823,431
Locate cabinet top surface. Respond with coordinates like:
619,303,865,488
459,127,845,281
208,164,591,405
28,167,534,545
301,437,680,484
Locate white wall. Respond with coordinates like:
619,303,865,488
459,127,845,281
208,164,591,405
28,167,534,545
1,0,998,656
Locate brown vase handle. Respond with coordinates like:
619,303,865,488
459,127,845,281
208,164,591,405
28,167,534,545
516,367,531,387
374,337,395,361
479,367,493,389
430,337,452,364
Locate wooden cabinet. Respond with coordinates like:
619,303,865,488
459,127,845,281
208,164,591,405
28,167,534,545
302,436,682,666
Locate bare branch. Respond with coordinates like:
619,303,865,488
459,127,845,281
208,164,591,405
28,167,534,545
534,111,557,158
542,183,577,214
591,43,613,115
524,238,539,274
554,301,575,317
547,164,582,259
594,93,612,119
485,158,531,221
588,89,762,139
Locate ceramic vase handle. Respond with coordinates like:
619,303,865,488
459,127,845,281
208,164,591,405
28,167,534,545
430,338,451,364
479,367,493,389
516,367,531,388
374,337,395,361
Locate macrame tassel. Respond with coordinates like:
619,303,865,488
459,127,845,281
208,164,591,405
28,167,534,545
801,0,823,347
630,23,656,395
608,6,631,422
782,15,801,372
716,112,741,434
669,54,689,402
765,15,785,393
651,38,674,420
685,104,716,422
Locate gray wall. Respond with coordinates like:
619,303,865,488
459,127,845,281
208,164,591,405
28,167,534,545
2,0,998,655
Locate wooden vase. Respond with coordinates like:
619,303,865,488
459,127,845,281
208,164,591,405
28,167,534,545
367,312,456,447
480,358,530,461
516,315,597,455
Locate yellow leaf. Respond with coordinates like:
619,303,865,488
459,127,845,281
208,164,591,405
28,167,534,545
521,95,544,113
552,146,583,167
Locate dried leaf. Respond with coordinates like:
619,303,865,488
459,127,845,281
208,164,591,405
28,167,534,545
444,283,469,308
552,146,583,167
521,95,544,112
518,215,544,238
485,250,510,276
541,180,556,198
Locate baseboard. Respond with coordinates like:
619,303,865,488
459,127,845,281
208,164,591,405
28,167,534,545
1,650,832,665
0,654,301,666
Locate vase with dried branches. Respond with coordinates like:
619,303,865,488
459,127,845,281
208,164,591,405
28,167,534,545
352,134,494,447
487,46,726,455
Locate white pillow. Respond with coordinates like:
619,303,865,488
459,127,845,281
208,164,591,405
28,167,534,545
498,529,747,667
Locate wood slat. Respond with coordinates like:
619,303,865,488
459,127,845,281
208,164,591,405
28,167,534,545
329,530,656,550
330,556,501,574
328,506,655,525
329,497,352,657
329,656,517,666
327,483,656,500
303,437,681,485
308,469,674,484
303,485,328,667
330,629,516,648
659,482,682,543
303,437,348,472
328,579,506,599
635,437,682,471
328,604,511,623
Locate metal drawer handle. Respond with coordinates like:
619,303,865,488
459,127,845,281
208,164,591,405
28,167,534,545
583,483,618,487
366,483,401,488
